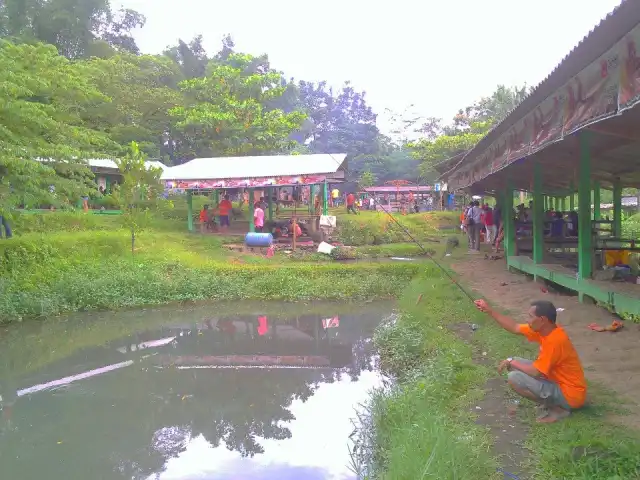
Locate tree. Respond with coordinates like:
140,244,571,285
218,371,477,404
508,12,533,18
163,35,209,80
115,142,166,254
409,85,529,181
0,0,145,58
299,81,379,157
169,53,307,159
358,170,376,189
80,53,185,160
0,40,119,217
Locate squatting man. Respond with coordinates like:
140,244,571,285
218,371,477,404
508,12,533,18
474,299,586,423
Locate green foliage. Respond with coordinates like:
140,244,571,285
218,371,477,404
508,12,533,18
115,142,169,253
0,41,120,216
367,272,640,479
0,226,419,322
170,53,306,158
0,0,145,58
334,211,440,246
80,53,184,158
409,85,529,181
358,170,376,189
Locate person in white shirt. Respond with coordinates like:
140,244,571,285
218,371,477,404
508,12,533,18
467,201,482,251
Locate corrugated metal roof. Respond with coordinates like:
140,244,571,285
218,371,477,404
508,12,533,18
161,154,347,181
36,158,168,171
446,0,639,178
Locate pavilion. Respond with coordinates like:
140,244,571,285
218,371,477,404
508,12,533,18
441,1,640,315
161,153,347,232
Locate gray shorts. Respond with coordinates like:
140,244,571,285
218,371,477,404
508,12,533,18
507,357,571,410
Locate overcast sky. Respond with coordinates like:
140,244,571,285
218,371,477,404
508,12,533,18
116,0,622,133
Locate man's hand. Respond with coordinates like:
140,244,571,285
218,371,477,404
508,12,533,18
474,299,491,313
498,359,511,374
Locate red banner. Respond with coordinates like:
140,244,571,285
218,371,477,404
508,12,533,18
166,174,328,190
505,116,532,164
562,47,620,134
530,93,564,153
619,25,640,111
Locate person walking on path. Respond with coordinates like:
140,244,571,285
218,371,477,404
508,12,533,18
466,201,482,252
346,192,358,214
483,205,496,244
474,299,586,423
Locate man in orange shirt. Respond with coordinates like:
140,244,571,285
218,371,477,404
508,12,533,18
474,299,586,423
218,194,233,230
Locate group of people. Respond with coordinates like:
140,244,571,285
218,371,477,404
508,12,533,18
198,195,234,233
462,201,502,252
515,201,579,238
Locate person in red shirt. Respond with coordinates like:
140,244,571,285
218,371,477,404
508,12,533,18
483,205,496,244
199,204,209,233
218,194,233,230
346,193,357,214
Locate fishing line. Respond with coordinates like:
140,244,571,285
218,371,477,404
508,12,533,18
326,154,477,303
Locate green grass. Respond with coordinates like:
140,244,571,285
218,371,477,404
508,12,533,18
367,271,640,479
0,227,420,322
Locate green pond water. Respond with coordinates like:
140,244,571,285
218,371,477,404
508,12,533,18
0,301,394,480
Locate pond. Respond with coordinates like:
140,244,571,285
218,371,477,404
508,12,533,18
0,301,394,480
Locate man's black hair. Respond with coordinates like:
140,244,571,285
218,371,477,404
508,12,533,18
531,300,557,323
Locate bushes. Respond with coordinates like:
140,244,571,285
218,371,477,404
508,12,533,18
0,227,420,322
334,211,440,246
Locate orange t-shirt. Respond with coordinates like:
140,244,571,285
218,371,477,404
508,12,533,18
518,324,586,408
199,209,208,222
218,199,232,216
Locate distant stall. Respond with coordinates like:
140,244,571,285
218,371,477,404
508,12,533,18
363,185,433,212
161,154,346,233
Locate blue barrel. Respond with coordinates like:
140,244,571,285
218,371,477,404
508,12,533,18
245,232,273,247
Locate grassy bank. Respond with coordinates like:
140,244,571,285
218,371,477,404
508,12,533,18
367,272,640,479
0,210,439,323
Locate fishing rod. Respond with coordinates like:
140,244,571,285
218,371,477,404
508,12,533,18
326,154,477,303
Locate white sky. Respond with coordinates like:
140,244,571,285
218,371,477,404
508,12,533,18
116,0,622,133
153,369,383,480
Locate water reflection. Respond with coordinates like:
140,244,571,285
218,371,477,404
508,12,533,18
0,303,391,480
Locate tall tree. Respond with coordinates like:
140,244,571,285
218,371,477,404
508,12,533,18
169,53,306,159
80,53,185,160
0,0,145,58
0,41,119,215
164,35,209,80
409,85,529,180
115,142,165,254
299,81,379,157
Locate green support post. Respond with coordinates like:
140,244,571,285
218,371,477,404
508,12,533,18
309,185,315,214
532,162,544,264
504,182,515,258
569,183,575,211
578,132,593,280
560,197,566,213
187,191,194,232
613,179,622,237
213,189,220,206
267,187,274,221
593,181,600,220
248,188,255,232
322,181,328,215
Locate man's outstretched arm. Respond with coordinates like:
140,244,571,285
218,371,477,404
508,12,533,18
474,300,521,334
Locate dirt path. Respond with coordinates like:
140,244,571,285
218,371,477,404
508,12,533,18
452,254,640,428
